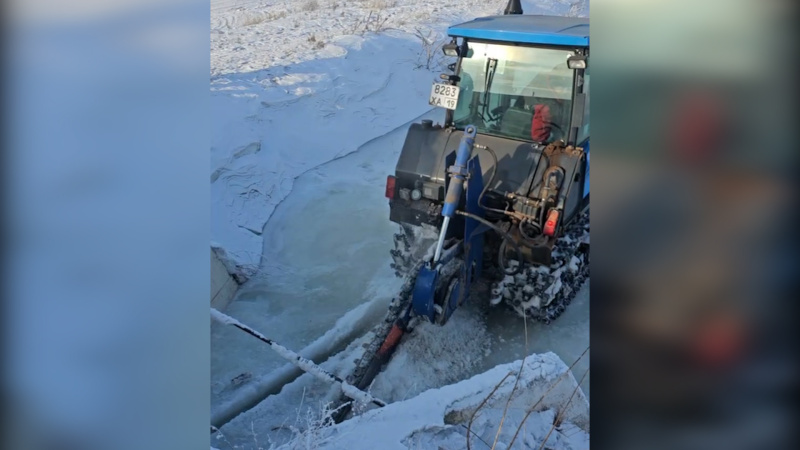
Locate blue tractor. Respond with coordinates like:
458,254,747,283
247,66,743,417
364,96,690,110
335,1,589,421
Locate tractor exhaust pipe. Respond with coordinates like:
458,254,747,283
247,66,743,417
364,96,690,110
504,0,523,15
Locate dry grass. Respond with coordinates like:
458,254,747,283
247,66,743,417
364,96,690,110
533,368,589,450
308,34,326,50
301,0,320,12
465,372,514,450
507,346,590,449
367,0,398,8
241,11,288,27
465,345,591,450
346,10,392,35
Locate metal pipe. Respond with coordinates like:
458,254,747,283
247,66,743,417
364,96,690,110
211,308,386,409
210,298,387,428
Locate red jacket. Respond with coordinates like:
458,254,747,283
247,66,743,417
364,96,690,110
531,104,552,142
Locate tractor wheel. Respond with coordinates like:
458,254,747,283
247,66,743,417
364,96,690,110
389,224,436,278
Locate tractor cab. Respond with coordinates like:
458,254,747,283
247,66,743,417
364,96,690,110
434,15,589,148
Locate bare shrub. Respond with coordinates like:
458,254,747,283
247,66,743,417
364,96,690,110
368,0,397,8
414,27,449,70
348,10,391,35
280,401,345,450
567,0,589,17
242,10,288,27
302,0,320,12
241,14,265,27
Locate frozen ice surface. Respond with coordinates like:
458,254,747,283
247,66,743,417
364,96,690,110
211,110,439,409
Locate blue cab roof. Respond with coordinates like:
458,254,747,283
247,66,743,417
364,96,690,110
448,15,589,47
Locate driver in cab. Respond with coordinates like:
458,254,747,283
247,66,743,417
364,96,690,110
515,64,572,143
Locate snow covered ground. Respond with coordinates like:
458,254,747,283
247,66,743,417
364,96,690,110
213,349,588,450
314,352,590,450
210,0,590,448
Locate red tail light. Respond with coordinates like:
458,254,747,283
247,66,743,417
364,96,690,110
543,209,559,236
385,175,396,199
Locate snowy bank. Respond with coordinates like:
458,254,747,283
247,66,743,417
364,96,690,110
279,352,589,450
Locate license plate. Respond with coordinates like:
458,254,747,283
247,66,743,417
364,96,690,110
429,83,460,110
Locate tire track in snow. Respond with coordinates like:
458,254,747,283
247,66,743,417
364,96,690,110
211,0,264,13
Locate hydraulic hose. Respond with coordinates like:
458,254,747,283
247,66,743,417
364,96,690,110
456,210,522,275
474,144,509,216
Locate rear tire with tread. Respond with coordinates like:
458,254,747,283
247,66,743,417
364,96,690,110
390,224,436,278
